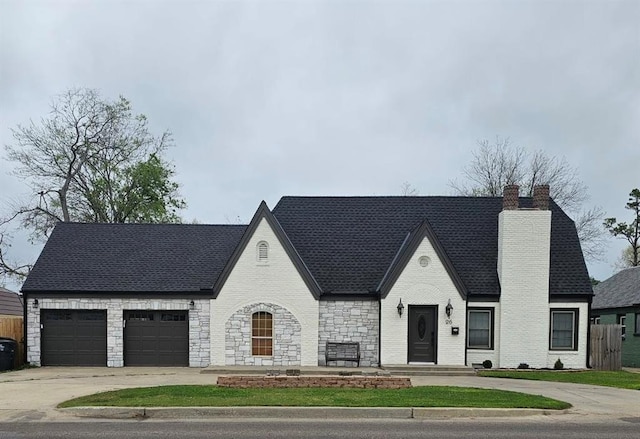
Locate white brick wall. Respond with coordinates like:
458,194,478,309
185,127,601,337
381,237,466,365
466,301,501,367
211,217,319,366
545,302,589,369
498,210,552,368
26,297,210,367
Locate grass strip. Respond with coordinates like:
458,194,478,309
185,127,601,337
478,370,640,390
58,385,570,409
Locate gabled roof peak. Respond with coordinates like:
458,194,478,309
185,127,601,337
212,200,322,299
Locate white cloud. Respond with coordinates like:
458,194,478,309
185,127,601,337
1,0,638,288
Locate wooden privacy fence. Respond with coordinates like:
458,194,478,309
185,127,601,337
590,324,622,371
0,316,24,369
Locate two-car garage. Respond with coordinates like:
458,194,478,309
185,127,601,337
40,310,189,367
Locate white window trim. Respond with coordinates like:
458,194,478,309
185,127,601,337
618,315,626,340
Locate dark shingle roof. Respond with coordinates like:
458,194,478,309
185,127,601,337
0,287,23,316
592,267,640,309
273,196,592,297
21,223,246,293
22,196,592,298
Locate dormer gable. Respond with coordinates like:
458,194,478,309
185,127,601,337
212,201,322,299
378,218,468,300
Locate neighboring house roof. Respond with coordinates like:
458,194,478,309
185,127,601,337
592,267,640,310
21,195,592,298
21,223,246,293
0,287,23,316
273,196,592,297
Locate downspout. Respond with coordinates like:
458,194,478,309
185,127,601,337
464,297,468,367
586,297,592,369
378,292,382,368
22,291,27,365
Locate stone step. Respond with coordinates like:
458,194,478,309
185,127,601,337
384,369,477,376
381,366,477,376
200,366,381,376
200,365,476,377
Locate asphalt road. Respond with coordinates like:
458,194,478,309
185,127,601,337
1,419,640,439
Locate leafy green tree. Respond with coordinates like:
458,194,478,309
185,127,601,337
1,88,186,279
604,188,640,267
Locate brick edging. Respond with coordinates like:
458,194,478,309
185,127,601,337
217,375,411,389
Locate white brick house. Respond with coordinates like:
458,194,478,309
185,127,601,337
21,185,593,369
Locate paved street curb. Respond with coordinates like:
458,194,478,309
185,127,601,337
60,406,569,420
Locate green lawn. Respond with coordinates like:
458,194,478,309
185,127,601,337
478,370,640,390
58,385,570,410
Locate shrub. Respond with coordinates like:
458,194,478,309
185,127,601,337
517,363,529,369
554,358,564,370
482,360,493,369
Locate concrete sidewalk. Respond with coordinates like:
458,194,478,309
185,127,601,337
0,367,638,422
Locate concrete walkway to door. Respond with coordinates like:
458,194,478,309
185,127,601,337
0,367,638,423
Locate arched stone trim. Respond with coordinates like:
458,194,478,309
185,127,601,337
225,302,302,366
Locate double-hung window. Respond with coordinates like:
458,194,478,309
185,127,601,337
635,313,640,336
252,311,273,356
467,308,493,349
618,314,626,340
550,309,578,350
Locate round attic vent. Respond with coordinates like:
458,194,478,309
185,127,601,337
418,256,430,267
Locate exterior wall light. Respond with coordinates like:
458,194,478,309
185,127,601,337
397,298,404,317
33,298,39,309
189,300,195,310
445,299,453,318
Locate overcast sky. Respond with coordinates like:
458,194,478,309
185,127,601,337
0,0,638,290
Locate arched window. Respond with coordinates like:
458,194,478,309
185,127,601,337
252,311,273,356
257,241,269,263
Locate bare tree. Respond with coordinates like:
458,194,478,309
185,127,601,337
400,181,419,196
1,88,186,281
449,137,606,261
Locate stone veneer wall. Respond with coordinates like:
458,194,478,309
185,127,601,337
225,302,301,366
26,297,210,367
318,300,379,367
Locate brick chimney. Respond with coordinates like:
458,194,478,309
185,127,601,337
532,185,550,210
502,185,519,210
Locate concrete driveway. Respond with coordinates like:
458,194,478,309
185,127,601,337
411,375,640,422
0,368,638,422
0,367,215,422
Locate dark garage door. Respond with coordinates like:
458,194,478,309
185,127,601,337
41,310,107,366
124,311,189,366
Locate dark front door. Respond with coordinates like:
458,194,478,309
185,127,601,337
124,311,189,366
41,310,107,366
408,306,437,363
